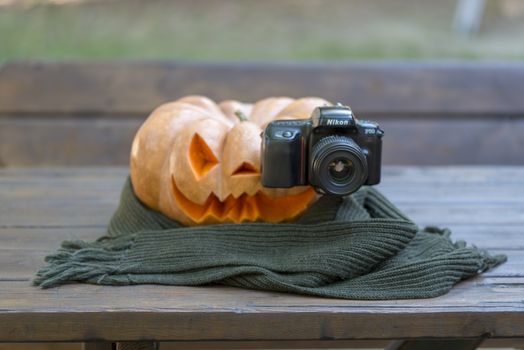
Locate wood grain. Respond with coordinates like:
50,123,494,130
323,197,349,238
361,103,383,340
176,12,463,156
2,274,524,311
0,167,522,342
1,62,524,167
385,339,483,350
1,117,524,167
1,308,522,342
3,167,524,227
0,118,141,167
1,62,524,116
2,225,522,250
0,344,79,350
1,339,523,350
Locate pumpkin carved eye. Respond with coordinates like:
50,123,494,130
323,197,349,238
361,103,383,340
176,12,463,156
189,133,219,179
232,162,259,176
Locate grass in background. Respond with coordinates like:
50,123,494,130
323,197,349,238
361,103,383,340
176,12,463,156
1,0,524,62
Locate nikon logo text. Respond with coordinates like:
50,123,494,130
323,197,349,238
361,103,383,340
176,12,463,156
326,119,349,126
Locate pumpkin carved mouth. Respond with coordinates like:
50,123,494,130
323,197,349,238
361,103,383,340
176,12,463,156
172,176,316,224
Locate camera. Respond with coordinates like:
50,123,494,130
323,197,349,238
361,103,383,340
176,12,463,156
261,104,383,196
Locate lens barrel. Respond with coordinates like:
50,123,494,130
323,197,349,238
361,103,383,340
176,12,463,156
310,136,368,196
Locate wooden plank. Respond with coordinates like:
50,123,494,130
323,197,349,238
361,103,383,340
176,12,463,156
386,338,483,350
0,305,522,341
83,344,112,350
3,278,524,313
2,172,524,202
0,118,140,167
0,345,80,350
116,342,157,350
0,227,105,250
2,117,524,166
2,165,524,183
1,62,524,117
0,244,517,281
0,167,523,342
1,340,390,350
159,338,524,350
1,167,524,201
2,176,524,205
2,164,524,186
3,194,522,227
1,167,524,227
445,225,524,250
378,118,524,165
2,224,522,251
0,167,127,177
160,340,391,349
1,339,523,350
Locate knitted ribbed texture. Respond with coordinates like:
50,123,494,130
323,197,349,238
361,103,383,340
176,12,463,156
34,177,507,299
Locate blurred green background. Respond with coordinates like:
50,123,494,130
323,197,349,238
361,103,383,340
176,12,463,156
1,0,523,63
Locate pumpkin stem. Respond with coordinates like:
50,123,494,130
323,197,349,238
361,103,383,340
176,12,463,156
234,110,249,122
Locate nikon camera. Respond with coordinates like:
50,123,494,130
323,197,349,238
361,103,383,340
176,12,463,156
261,104,383,196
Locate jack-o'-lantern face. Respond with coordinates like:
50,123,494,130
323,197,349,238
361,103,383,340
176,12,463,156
130,95,330,226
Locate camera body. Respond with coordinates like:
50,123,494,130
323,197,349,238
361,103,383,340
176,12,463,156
261,104,383,196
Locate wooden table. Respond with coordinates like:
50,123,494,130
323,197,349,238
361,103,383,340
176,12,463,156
1,166,523,350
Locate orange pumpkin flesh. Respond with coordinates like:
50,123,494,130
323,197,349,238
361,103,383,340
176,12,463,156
171,176,316,224
130,95,331,226
189,133,220,179
232,162,258,176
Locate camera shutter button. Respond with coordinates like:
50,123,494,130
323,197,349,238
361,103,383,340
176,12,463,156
282,131,293,138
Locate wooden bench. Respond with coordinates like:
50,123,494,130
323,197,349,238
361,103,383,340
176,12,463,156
0,62,523,349
1,62,524,166
0,167,523,349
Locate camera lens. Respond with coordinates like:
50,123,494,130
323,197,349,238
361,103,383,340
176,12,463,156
310,136,368,196
328,158,354,181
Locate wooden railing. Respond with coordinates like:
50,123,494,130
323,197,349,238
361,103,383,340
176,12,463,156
1,61,523,166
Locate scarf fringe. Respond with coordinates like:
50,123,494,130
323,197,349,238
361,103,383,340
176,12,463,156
424,225,507,272
34,239,132,288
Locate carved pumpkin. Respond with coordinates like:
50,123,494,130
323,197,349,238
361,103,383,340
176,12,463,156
130,95,331,226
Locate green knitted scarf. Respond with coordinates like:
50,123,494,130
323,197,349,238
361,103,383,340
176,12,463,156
34,177,506,299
